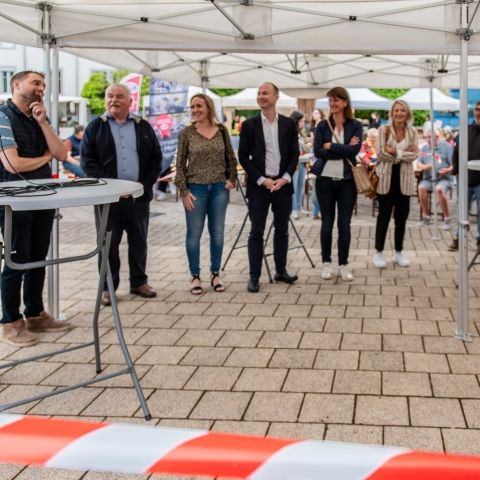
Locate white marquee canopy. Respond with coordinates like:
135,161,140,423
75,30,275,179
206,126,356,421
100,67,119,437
0,0,476,338
1,1,480,90
222,88,297,109
395,87,461,111
315,88,392,110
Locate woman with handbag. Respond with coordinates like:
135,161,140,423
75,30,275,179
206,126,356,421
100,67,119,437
312,87,362,281
175,94,238,294
373,100,418,269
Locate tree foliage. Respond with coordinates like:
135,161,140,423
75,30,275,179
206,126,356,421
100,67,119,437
80,72,109,115
210,88,242,97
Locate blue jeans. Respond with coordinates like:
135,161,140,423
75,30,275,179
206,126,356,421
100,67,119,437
292,164,306,212
185,182,229,276
62,161,85,178
455,183,480,239
311,184,320,217
316,177,357,265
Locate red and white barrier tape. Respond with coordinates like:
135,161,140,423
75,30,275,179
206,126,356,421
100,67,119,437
0,415,479,479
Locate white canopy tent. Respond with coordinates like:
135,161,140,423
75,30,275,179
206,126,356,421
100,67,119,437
315,88,391,110
0,0,476,340
395,88,461,111
222,88,297,109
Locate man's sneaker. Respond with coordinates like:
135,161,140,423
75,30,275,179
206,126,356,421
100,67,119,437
373,251,387,268
339,265,354,281
26,311,73,333
448,238,459,252
300,209,310,216
291,210,299,220
320,262,334,280
394,251,410,267
0,318,37,347
417,216,431,227
442,217,451,231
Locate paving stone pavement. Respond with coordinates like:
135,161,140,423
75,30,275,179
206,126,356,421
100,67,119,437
1,189,480,479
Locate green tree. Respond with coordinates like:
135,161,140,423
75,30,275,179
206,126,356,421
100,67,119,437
210,88,242,97
80,72,109,115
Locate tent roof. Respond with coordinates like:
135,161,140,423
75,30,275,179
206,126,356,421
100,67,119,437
315,88,392,110
222,88,297,109
1,1,480,89
395,88,460,111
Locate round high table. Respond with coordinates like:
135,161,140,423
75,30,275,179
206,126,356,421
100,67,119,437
0,178,151,419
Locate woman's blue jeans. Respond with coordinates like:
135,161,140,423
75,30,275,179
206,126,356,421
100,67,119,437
184,182,229,276
292,164,306,212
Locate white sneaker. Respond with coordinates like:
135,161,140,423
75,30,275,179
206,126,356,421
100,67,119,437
320,262,334,280
339,265,354,281
291,210,299,220
373,251,387,268
300,209,309,216
394,251,410,267
156,191,167,201
442,218,451,231
417,216,431,227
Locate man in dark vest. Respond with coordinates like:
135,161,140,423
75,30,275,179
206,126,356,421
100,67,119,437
0,70,73,347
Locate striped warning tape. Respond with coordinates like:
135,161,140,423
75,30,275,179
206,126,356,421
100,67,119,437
0,414,479,479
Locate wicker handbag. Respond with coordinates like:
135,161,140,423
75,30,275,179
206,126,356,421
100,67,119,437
326,119,376,198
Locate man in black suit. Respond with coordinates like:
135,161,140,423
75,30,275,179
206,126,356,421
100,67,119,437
239,82,299,292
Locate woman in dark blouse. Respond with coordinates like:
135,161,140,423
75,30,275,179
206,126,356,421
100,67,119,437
175,94,237,294
312,86,362,282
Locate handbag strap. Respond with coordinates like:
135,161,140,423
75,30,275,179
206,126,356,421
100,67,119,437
326,118,355,169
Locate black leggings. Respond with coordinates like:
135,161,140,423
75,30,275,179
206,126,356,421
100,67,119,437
374,164,411,252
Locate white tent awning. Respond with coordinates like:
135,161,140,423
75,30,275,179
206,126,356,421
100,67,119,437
222,88,297,109
394,88,460,111
315,88,392,110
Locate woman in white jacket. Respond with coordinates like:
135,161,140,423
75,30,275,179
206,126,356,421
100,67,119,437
373,100,418,268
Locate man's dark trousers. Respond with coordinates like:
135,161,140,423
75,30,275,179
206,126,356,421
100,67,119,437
0,208,54,323
248,189,291,279
100,198,149,291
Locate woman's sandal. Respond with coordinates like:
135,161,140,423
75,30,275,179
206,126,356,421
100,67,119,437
190,275,203,295
210,273,225,292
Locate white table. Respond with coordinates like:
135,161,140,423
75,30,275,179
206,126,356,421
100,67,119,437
0,178,151,419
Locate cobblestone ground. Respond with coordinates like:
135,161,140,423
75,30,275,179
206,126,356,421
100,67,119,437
1,188,480,479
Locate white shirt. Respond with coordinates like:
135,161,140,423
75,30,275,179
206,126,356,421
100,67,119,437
257,113,291,186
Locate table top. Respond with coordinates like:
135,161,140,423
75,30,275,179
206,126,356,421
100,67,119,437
0,178,143,211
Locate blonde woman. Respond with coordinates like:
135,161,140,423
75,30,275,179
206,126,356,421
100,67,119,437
373,100,419,268
175,94,237,294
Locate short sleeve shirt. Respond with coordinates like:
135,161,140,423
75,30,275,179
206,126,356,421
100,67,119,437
0,111,17,150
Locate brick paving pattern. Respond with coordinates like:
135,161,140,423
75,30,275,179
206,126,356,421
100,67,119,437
1,189,480,479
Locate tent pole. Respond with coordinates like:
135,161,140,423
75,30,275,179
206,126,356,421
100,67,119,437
455,0,471,342
429,82,440,240
50,44,62,321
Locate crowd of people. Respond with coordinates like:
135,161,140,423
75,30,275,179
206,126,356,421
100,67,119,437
0,70,472,348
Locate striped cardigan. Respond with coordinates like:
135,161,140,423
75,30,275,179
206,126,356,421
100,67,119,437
376,124,419,196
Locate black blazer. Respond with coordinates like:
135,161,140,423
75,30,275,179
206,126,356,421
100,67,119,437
311,118,362,181
238,114,299,198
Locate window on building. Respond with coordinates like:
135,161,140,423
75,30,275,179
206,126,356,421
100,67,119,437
0,70,14,94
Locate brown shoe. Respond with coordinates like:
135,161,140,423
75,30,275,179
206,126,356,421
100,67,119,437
477,240,480,254
130,283,157,298
1,318,38,347
101,291,111,306
448,238,459,252
26,311,73,333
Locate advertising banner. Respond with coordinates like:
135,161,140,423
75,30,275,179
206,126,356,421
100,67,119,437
148,79,189,171
119,73,143,114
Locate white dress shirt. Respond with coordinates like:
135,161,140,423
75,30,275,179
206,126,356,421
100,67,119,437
257,113,291,186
